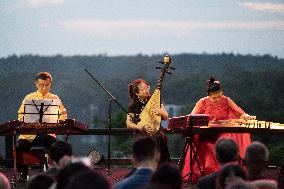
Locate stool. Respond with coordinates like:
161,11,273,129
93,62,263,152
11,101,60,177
17,146,49,172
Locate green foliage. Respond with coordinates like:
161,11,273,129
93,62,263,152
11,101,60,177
96,111,132,157
268,141,284,166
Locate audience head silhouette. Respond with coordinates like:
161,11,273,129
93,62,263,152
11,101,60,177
215,137,240,165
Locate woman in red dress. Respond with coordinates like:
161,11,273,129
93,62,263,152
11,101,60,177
182,77,254,183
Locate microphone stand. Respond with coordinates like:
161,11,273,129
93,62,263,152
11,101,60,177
85,69,130,182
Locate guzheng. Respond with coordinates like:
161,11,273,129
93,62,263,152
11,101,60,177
0,119,88,135
207,119,284,129
168,115,284,136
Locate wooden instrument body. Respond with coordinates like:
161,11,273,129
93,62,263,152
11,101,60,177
135,55,172,136
137,89,161,135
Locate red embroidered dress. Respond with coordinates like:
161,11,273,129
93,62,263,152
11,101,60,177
181,95,251,183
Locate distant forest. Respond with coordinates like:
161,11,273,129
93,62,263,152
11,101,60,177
0,53,283,163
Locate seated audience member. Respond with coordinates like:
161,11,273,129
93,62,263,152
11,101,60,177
244,141,270,181
215,164,247,189
250,179,278,189
139,183,172,189
65,169,110,189
46,141,73,176
225,181,257,189
0,172,11,189
197,137,240,189
56,162,91,189
150,162,182,189
26,173,54,189
113,136,160,189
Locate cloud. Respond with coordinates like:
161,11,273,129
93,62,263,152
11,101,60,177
27,0,64,6
60,19,284,38
241,2,284,12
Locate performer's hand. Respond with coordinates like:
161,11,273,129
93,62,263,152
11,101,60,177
241,114,256,120
59,119,65,123
142,124,154,134
154,107,164,116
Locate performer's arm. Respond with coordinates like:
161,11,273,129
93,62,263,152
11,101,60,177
52,95,67,120
227,97,255,120
59,102,67,120
191,98,205,114
155,104,168,120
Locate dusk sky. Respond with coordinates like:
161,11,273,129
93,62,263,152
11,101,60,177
1,0,284,58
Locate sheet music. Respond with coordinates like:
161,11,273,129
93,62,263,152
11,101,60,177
23,99,61,123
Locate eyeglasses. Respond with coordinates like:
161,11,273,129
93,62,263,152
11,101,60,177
139,85,150,92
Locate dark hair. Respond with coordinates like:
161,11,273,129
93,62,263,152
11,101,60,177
56,162,90,189
207,76,221,95
218,164,247,188
244,141,269,165
128,79,148,99
128,79,150,115
151,162,182,189
48,141,73,164
35,72,53,82
215,137,240,164
66,169,110,189
27,173,54,189
139,183,172,189
132,136,157,162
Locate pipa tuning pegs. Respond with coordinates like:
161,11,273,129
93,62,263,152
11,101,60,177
166,71,172,75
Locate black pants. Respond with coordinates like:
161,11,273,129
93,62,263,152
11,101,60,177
154,131,171,163
17,135,56,178
134,131,171,163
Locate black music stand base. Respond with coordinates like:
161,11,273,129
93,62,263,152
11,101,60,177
178,136,204,184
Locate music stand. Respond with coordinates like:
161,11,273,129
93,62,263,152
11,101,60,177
11,99,60,187
177,115,208,184
23,99,61,124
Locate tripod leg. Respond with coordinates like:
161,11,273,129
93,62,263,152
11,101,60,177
189,141,204,177
105,168,120,181
180,137,197,184
183,136,204,185
178,137,190,169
